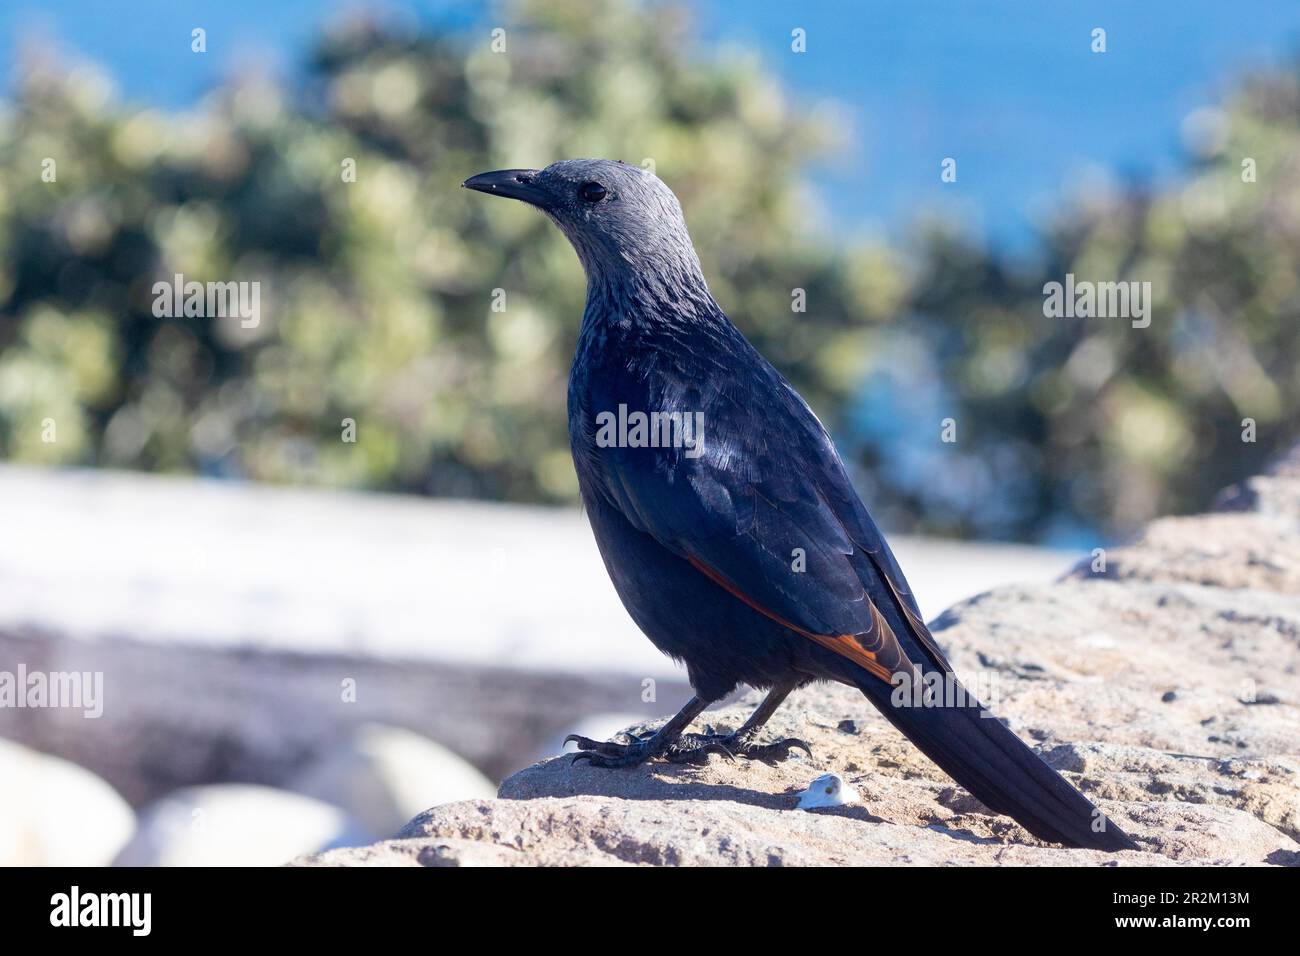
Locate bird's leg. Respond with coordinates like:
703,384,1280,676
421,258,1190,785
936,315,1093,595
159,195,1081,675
566,695,714,768
665,682,811,764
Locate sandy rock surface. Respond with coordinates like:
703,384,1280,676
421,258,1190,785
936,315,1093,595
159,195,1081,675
294,449,1300,867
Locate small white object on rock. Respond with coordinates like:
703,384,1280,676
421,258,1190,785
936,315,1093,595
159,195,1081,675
796,773,859,810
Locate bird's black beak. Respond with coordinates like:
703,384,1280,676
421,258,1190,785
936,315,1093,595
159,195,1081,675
462,168,547,207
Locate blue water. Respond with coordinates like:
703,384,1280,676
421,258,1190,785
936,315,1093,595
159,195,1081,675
696,2,1300,247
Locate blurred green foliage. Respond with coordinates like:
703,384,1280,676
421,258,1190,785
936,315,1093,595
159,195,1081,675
879,75,1300,541
0,0,1296,542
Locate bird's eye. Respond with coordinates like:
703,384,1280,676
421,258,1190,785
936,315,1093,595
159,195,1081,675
579,181,607,203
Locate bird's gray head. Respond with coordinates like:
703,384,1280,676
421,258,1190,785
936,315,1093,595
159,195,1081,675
463,159,706,293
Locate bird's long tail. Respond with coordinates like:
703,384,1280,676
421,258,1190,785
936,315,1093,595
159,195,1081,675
858,676,1138,851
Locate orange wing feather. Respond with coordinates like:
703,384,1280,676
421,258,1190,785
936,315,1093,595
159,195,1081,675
685,554,914,685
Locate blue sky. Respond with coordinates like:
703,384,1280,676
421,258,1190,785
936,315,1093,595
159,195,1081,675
3,1,1299,248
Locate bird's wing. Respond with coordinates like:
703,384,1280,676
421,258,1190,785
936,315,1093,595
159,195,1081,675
587,348,953,686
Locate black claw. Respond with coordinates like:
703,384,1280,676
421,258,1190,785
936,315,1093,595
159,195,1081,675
707,742,737,761
565,733,647,757
742,737,812,762
666,740,736,764
782,738,813,757
571,751,623,768
563,731,659,769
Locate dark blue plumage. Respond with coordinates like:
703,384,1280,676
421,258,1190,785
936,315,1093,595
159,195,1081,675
464,159,1138,852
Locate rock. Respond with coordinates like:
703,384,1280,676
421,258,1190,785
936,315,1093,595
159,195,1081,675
1069,512,1300,593
114,785,363,866
291,448,1300,867
0,737,134,866
1214,443,1300,516
0,465,1070,802
288,724,495,839
296,682,1295,866
1074,443,1300,594
297,797,1219,867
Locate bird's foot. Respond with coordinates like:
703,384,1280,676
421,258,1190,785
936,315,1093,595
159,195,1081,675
664,730,812,765
565,725,811,769
566,727,677,768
